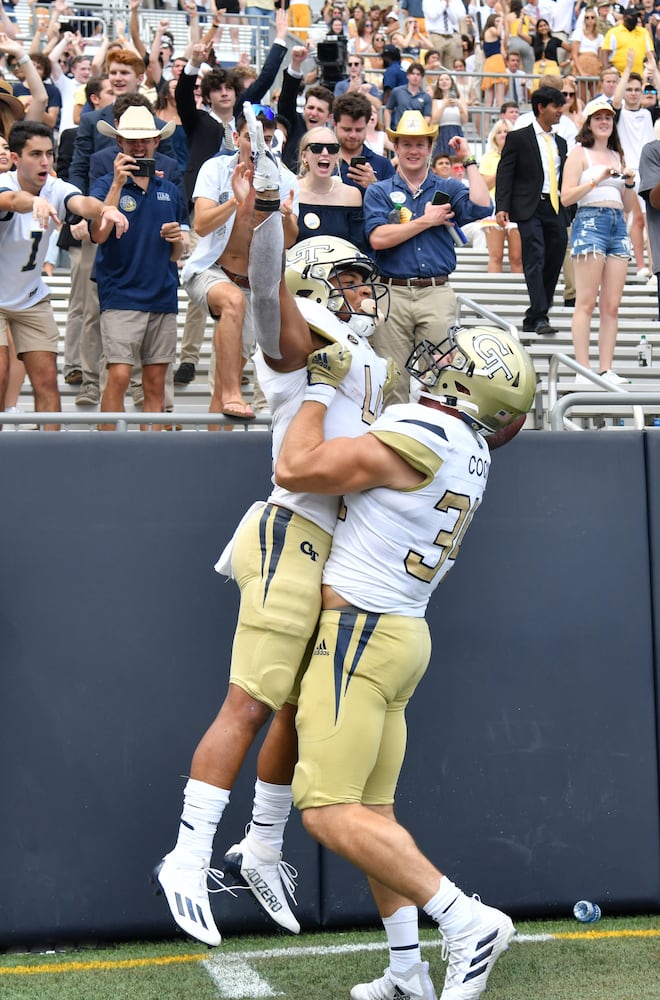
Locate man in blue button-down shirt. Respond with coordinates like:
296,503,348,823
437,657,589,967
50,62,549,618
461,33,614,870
364,111,492,403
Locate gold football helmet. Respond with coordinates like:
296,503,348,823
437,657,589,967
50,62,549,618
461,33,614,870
285,236,389,337
406,326,536,434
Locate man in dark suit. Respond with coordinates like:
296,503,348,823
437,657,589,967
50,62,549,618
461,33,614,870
495,86,569,337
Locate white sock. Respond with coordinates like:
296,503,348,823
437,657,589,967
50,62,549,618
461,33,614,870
247,779,293,853
170,778,230,868
423,877,473,937
382,906,422,975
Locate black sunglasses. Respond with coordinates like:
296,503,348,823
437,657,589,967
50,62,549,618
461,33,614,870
307,141,340,154
563,91,576,96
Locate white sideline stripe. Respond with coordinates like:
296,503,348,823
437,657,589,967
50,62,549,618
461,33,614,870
203,955,282,998
229,933,552,962
202,932,554,998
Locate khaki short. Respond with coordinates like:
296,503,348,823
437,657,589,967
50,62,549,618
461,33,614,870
184,264,255,359
0,297,58,357
229,503,332,712
100,310,177,366
293,609,431,810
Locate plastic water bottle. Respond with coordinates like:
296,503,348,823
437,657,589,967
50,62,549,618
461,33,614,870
638,334,652,367
573,900,602,923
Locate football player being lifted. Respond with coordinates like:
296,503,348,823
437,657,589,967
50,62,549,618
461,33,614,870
154,103,395,947
274,324,536,1000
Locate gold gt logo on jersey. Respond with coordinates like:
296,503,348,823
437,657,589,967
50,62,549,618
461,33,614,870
300,540,320,561
472,332,514,382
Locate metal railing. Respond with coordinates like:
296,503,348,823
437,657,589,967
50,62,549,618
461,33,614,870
548,353,648,431
456,292,518,340
0,411,273,431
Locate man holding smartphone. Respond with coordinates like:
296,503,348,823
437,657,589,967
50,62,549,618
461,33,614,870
333,94,395,192
90,107,187,427
364,111,492,404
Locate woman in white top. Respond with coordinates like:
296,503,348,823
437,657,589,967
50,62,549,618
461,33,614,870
570,6,604,104
430,72,468,156
561,99,637,384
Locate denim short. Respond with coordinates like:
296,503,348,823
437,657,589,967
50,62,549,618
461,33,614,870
570,206,632,259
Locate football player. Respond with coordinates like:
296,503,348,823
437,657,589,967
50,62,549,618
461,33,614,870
274,326,536,1000
153,106,394,946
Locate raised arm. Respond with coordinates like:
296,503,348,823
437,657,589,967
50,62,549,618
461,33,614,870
0,36,48,122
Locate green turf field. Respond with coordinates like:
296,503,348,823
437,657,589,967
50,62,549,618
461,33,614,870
1,916,659,999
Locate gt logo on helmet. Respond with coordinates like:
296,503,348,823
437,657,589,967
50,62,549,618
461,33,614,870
472,332,514,382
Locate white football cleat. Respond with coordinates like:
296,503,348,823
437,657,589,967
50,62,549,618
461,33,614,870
223,834,300,934
350,961,438,1000
439,897,515,999
153,854,235,947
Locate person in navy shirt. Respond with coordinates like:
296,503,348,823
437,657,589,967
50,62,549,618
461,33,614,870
90,108,187,428
332,93,395,193
364,111,492,403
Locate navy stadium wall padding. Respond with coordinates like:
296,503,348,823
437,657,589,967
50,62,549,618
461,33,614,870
1,431,659,947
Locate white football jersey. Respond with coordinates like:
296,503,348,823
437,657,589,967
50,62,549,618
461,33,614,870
0,172,80,310
323,403,491,616
255,301,389,535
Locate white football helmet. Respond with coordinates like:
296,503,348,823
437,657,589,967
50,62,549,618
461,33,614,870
285,236,389,338
406,325,536,434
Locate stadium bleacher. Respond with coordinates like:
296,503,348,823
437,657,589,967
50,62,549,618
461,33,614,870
5,250,659,432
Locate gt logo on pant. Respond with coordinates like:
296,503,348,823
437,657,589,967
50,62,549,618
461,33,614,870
300,540,319,561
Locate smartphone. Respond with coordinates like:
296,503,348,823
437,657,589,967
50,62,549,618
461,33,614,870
133,158,156,178
350,156,367,167
432,190,451,205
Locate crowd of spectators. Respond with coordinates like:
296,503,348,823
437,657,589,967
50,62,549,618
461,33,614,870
1,0,660,426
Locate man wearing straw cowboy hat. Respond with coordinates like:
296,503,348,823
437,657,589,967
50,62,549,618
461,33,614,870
90,106,187,428
363,110,492,403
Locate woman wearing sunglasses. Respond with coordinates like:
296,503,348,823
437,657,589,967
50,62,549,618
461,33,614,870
561,76,585,129
570,6,604,103
297,126,366,251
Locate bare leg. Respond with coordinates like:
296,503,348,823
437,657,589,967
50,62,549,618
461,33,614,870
571,254,605,368
21,350,61,431
142,362,167,431
507,227,523,272
597,255,628,373
486,227,505,272
256,701,299,785
4,329,25,408
0,345,8,424
100,362,131,430
302,802,443,907
190,682,272,788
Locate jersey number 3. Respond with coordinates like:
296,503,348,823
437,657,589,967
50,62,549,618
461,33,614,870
405,490,480,583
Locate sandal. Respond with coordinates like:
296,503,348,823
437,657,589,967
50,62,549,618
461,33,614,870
221,400,255,420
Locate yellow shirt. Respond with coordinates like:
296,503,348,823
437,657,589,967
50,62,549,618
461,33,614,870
603,23,650,75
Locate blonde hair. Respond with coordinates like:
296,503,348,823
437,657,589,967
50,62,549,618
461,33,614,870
487,117,511,154
299,126,340,176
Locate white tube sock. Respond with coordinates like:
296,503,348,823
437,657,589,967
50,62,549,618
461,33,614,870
382,905,422,974
170,778,230,868
423,876,473,937
247,779,293,854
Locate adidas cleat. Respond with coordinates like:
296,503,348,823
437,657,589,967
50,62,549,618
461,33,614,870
350,961,438,1000
223,835,300,934
152,854,234,947
439,897,515,999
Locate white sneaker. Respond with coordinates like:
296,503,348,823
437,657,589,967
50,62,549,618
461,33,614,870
351,961,437,1000
573,373,594,387
637,267,651,280
439,897,515,999
153,853,233,946
600,370,631,385
223,834,300,933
